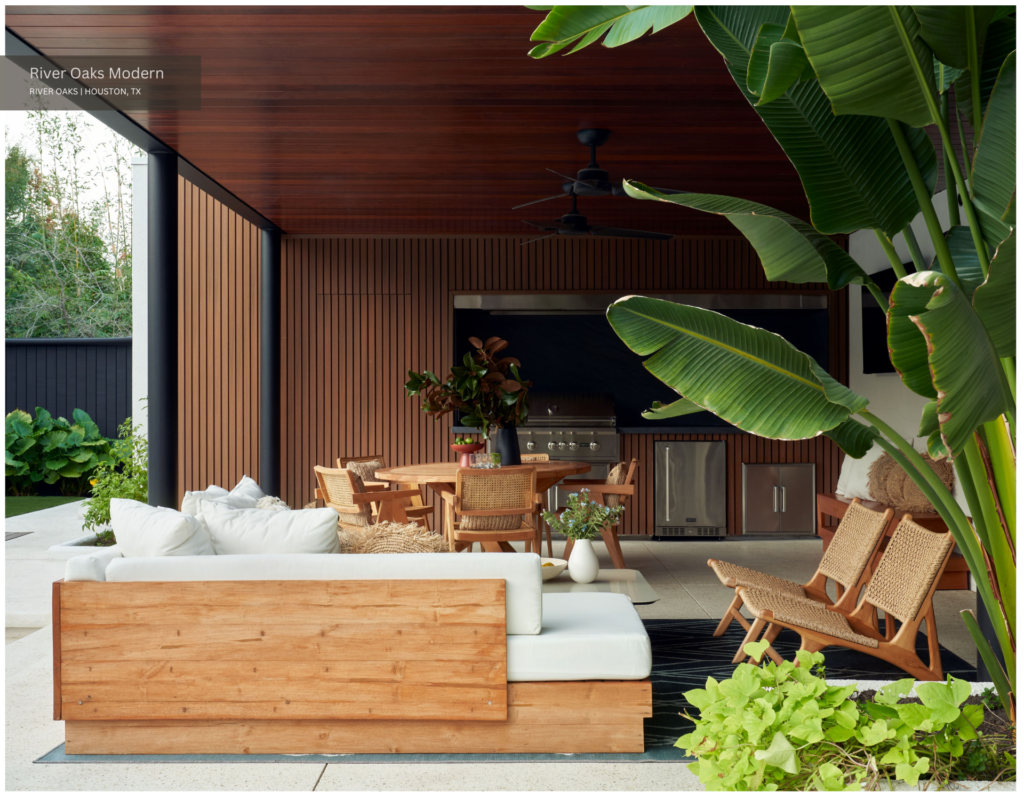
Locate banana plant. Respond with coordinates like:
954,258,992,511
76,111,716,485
525,5,1016,718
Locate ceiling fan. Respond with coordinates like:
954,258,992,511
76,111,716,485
517,128,680,243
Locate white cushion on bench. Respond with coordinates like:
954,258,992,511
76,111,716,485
507,593,652,681
104,552,543,634
64,546,125,582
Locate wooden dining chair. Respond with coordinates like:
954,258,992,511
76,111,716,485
520,453,551,556
314,465,424,534
559,458,639,569
336,454,434,530
739,517,956,681
439,466,539,553
708,498,893,663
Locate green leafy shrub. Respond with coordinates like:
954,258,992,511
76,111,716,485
542,488,625,540
679,642,1004,791
5,407,114,495
82,417,148,538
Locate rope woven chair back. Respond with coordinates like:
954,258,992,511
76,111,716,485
520,453,550,462
314,466,361,511
817,500,890,587
864,519,954,623
336,455,386,468
458,466,536,512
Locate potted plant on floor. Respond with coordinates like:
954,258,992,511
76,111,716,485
406,336,532,465
543,488,624,583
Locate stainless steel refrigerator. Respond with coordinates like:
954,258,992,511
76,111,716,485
654,441,727,538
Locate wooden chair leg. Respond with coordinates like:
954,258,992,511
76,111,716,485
563,538,575,562
714,594,743,637
925,606,942,678
734,617,766,664
601,526,626,569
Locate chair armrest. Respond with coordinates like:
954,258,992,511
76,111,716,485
360,483,394,493
439,489,457,506
315,487,324,501
561,483,635,496
352,488,422,504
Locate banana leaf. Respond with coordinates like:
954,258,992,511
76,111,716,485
695,5,936,236
621,182,873,290
970,51,1015,253
791,6,936,127
527,5,693,58
973,230,1015,358
641,397,705,420
913,6,1002,70
606,295,866,441
932,225,986,295
955,17,1015,125
823,418,879,459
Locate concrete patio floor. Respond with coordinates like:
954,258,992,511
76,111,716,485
6,502,975,791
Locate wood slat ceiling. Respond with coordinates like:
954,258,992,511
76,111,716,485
7,5,811,236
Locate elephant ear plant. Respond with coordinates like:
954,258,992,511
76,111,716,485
406,336,532,438
523,6,1017,719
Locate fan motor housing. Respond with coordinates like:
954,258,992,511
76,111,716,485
574,167,612,196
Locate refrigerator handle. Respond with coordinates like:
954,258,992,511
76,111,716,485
781,485,786,513
664,446,671,522
773,485,778,513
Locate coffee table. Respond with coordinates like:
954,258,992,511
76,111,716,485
542,568,660,605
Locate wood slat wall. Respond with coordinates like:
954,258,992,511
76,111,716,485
280,236,849,535
177,177,262,503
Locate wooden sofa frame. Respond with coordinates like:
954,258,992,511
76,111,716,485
52,578,651,755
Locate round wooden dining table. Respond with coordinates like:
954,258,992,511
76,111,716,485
375,460,591,553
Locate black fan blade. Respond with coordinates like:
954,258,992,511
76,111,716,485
590,227,674,241
512,193,568,210
545,168,600,191
520,233,559,246
522,219,568,231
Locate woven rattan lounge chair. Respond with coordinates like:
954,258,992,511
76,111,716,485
314,465,425,534
439,466,540,553
560,458,639,569
739,517,955,681
708,498,892,661
336,454,434,529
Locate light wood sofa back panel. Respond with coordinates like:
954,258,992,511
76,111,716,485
58,579,508,722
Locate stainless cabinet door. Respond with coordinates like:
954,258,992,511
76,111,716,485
779,464,816,534
743,464,780,534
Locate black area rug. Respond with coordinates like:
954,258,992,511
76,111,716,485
36,619,975,765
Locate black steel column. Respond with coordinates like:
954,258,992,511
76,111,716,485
147,151,178,507
260,228,282,497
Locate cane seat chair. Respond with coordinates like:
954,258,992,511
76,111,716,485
440,466,539,553
314,466,424,534
336,455,434,530
739,517,955,681
708,498,893,661
559,458,639,569
520,453,551,555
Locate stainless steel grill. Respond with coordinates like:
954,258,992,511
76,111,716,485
517,393,620,510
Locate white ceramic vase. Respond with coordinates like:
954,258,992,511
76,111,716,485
568,538,600,584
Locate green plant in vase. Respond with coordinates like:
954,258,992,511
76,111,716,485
543,488,625,540
512,4,1016,721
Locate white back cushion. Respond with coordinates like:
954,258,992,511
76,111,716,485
197,500,340,555
110,499,215,557
180,484,229,516
835,442,886,501
230,475,265,503
105,553,544,634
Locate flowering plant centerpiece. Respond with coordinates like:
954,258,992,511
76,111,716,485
542,488,624,541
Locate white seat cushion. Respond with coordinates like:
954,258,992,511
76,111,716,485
507,593,651,681
110,499,215,557
104,552,543,634
196,500,341,555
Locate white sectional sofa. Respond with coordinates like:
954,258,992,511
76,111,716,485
56,550,653,754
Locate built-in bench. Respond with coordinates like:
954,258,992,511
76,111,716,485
55,552,652,754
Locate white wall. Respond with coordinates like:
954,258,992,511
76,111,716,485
131,156,148,438
847,190,953,441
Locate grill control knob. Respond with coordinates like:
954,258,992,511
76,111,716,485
526,441,536,451
557,441,567,451
569,442,579,451
589,442,600,451
547,441,557,451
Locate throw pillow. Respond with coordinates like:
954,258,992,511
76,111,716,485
867,452,955,513
341,521,446,554
835,442,887,501
346,459,384,484
229,475,265,504
605,462,629,508
256,496,290,512
111,499,215,557
337,472,374,528
196,499,341,555
180,484,229,516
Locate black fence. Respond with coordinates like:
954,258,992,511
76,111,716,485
5,338,133,439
